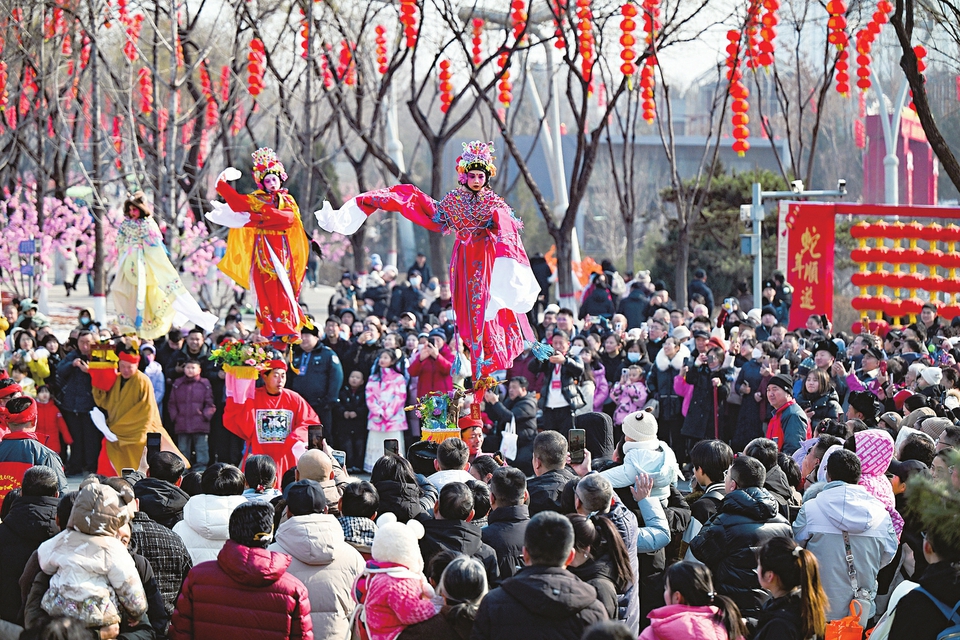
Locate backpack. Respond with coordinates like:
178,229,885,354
914,587,960,640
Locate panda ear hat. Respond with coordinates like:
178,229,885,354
373,512,427,574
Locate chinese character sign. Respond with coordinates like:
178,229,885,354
779,203,836,329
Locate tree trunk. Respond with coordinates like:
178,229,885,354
351,230,366,274
89,1,105,302
675,221,690,310
624,214,635,274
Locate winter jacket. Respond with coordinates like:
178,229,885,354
398,604,475,640
752,591,804,640
527,467,579,516
681,365,731,441
268,513,365,639
419,519,500,586
169,375,216,434
610,379,649,426
764,400,809,456
567,556,620,620
165,344,220,387
367,369,408,432
796,388,842,423
407,346,453,396
0,495,59,624
854,429,904,537
346,339,384,378
889,561,960,640
689,487,793,617
354,562,438,640
793,480,898,620
485,394,538,475
169,539,313,640
639,604,733,640
144,359,165,408
471,565,608,640
600,440,682,500
335,384,369,430
172,494,248,564
373,480,423,523
133,476,190,529
763,464,802,521
529,354,586,412
55,349,95,412
288,344,344,414
733,359,765,451
579,285,615,319
33,401,71,455
129,510,193,615
37,528,148,627
0,432,68,496
647,345,689,421
482,505,529,585
618,289,650,330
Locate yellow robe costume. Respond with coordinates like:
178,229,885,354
93,370,184,472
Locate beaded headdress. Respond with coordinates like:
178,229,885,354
251,147,287,187
455,141,497,185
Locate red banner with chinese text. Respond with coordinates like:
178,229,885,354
780,203,835,330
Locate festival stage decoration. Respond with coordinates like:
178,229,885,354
209,339,272,403
315,141,539,386
406,388,467,443
207,148,311,346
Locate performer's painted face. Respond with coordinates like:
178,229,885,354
465,170,487,192
263,173,282,193
126,205,140,220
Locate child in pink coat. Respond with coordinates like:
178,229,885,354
610,363,649,426
351,513,438,640
641,562,745,640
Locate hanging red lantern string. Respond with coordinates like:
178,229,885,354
375,25,389,74
471,19,484,66
725,29,750,156
552,0,567,49
439,59,453,113
835,48,849,95
61,34,71,56
320,44,334,90
112,115,123,170
620,3,637,84
137,67,152,116
230,103,243,136
743,0,762,70
640,58,656,122
219,65,230,103
577,0,595,92
299,9,309,59
80,34,91,69
399,0,418,48
907,44,926,111
122,14,143,62
497,52,512,107
511,0,527,42
757,0,778,68
247,38,265,97
826,0,847,50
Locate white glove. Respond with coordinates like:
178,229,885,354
217,167,242,183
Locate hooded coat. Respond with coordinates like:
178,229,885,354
638,604,733,640
854,429,904,537
268,513,365,639
567,556,620,620
792,480,898,620
689,487,792,617
373,480,423,523
646,344,690,422
0,495,59,623
169,540,313,640
172,494,248,564
471,565,608,640
133,476,189,529
681,365,732,441
418,519,500,586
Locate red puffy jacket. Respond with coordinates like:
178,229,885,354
169,540,313,640
408,345,453,395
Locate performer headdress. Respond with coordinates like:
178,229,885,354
252,147,287,187
123,191,153,219
456,141,497,185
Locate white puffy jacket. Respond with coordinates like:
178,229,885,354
268,513,366,639
172,494,247,564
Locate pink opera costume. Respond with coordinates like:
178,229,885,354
315,141,538,378
113,192,218,339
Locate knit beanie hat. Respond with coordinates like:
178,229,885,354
621,410,658,442
372,512,426,574
229,502,275,547
921,366,943,387
919,416,952,441
68,477,136,537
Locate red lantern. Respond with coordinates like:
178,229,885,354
399,0,419,48
497,53,512,107
375,25,389,75
247,38,265,97
438,59,453,113
511,0,528,41
471,18,484,66
577,0,595,87
620,3,638,78
137,67,152,116
826,0,848,49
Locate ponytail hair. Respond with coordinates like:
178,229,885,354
664,562,746,640
757,537,827,639
566,514,633,591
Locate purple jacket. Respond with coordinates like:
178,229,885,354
169,376,216,434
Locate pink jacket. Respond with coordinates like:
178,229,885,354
366,368,408,432
640,604,735,640
673,374,694,416
611,379,648,425
358,568,437,640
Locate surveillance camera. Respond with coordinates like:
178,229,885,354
838,179,847,192
791,180,804,194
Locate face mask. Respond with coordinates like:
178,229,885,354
752,347,764,359
626,352,641,362
80,317,91,326
409,278,421,288
428,283,437,291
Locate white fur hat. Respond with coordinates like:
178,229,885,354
372,513,426,574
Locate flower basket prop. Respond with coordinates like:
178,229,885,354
88,343,119,392
407,388,466,443
210,340,271,404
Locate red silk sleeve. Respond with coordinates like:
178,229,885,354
216,181,294,230
356,184,443,233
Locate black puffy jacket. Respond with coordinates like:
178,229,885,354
527,467,579,516
529,354,585,412
482,505,529,585
797,388,842,423
752,591,804,640
373,479,423,522
688,487,792,617
0,495,59,623
485,394,538,475
133,477,189,529
419,519,500,586
472,566,608,640
681,364,732,441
